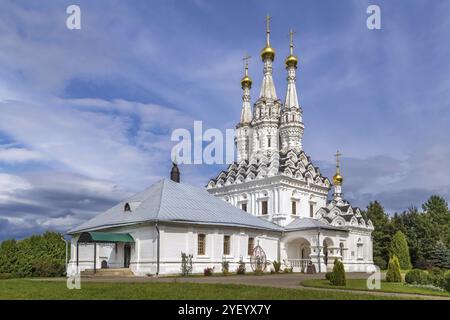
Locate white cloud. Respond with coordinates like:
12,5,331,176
0,147,46,163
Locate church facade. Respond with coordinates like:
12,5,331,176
67,19,374,277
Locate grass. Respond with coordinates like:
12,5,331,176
0,279,406,300
302,279,450,298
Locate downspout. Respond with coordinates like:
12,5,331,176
317,228,321,273
155,222,160,277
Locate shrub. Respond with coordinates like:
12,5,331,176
32,257,65,277
386,255,402,283
330,259,346,286
272,261,281,273
443,271,450,292
180,252,193,276
428,267,446,288
390,231,412,270
325,272,333,281
283,266,293,273
203,267,214,276
221,258,229,275
373,256,387,270
405,269,431,285
236,259,246,275
0,273,13,280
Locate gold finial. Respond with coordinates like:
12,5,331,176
241,54,252,88
261,14,275,61
333,150,343,185
285,28,298,67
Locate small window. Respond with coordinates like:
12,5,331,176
241,203,247,212
223,235,231,255
198,234,206,255
309,204,314,217
292,201,297,215
248,237,254,255
267,137,271,148
261,201,268,215
124,203,131,212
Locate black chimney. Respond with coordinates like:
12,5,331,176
170,162,180,183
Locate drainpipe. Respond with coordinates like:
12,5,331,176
317,228,321,273
155,222,160,276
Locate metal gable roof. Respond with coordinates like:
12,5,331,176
68,179,283,234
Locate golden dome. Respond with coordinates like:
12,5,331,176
333,173,343,185
285,54,298,67
241,75,252,88
261,46,275,61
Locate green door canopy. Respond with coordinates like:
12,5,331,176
78,231,135,243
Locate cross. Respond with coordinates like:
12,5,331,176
265,14,271,33
289,29,296,54
334,150,342,169
242,54,251,73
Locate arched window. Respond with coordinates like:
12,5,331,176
124,203,131,212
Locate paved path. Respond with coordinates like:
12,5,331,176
41,273,450,300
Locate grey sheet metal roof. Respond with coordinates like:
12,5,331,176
285,218,347,232
68,179,283,234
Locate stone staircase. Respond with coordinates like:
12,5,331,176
81,268,134,277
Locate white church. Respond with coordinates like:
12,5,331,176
67,18,375,277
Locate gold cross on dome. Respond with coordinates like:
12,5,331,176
334,150,342,169
242,54,251,71
265,14,271,33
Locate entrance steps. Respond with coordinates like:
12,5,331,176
81,268,134,277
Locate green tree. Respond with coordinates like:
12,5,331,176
429,241,450,269
390,231,412,270
0,239,18,274
422,195,450,226
365,201,393,268
386,255,402,283
330,259,346,286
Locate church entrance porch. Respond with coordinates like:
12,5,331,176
75,231,135,274
284,237,312,272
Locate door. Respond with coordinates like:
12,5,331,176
124,244,131,268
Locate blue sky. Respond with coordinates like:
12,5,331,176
1,0,450,240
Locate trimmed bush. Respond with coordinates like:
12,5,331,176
390,231,412,270
329,259,346,286
429,267,446,288
386,255,402,283
405,269,431,285
443,271,450,292
325,272,333,281
272,261,281,273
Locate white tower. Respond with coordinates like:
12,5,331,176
280,29,304,153
250,15,282,164
236,55,253,163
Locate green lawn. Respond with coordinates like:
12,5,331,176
302,279,450,298
0,279,405,300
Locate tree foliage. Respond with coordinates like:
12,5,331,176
386,255,402,283
329,259,346,286
390,231,412,270
0,232,66,277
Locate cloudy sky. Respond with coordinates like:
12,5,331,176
1,0,449,240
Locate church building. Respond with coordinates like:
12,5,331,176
67,18,374,277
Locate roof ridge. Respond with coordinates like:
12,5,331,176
154,179,166,221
